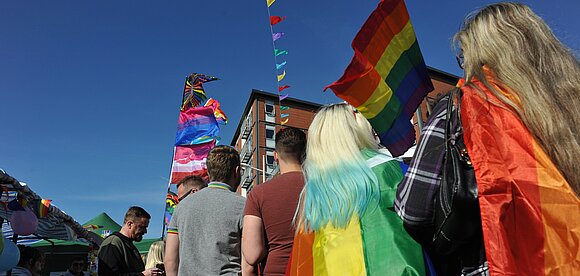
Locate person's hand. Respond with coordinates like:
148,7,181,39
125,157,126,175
142,268,164,276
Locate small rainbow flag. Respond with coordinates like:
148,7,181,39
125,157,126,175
461,77,580,275
204,98,228,125
325,0,433,156
30,198,51,218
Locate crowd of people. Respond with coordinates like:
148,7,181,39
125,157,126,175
6,2,577,276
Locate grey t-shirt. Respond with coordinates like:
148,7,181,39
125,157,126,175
168,185,245,276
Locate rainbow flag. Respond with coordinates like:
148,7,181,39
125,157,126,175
324,0,433,156
204,98,228,125
460,77,580,274
181,73,219,110
287,151,425,275
175,106,220,145
164,191,179,226
170,140,215,184
34,199,51,218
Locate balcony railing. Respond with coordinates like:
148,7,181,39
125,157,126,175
241,115,254,140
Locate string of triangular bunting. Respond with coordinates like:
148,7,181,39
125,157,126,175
266,0,290,125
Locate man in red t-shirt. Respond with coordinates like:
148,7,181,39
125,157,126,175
242,127,306,275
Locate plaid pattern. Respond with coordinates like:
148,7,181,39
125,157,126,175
394,95,449,225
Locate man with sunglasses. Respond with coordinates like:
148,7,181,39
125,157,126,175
176,175,207,201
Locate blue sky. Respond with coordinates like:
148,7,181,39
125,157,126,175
1,1,578,238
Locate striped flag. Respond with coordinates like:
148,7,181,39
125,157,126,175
175,106,220,145
287,151,425,275
204,98,228,125
461,77,580,275
181,73,219,110
170,140,215,184
324,0,433,156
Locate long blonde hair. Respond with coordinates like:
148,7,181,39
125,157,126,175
145,240,165,269
454,2,580,196
296,103,380,232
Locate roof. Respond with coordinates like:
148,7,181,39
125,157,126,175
83,212,122,235
229,67,460,146
229,89,322,146
0,170,99,246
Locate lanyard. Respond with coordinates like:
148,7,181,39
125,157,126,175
207,182,233,191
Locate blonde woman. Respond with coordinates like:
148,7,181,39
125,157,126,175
454,2,580,275
145,241,165,271
287,103,425,275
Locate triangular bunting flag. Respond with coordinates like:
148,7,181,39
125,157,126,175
272,32,285,41
276,61,287,70
280,93,289,101
281,118,289,125
280,105,289,111
281,113,289,118
270,16,286,26
274,49,289,56
277,70,286,82
278,85,290,92
267,0,276,7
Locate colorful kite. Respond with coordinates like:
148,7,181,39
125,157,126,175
324,0,434,156
181,73,219,111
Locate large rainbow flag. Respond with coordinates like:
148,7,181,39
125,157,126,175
460,76,580,275
325,0,433,156
287,150,426,275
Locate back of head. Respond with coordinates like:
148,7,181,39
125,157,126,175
206,145,240,186
455,2,580,196
17,246,44,268
178,175,208,190
145,240,165,269
297,103,380,232
275,127,307,164
124,206,151,224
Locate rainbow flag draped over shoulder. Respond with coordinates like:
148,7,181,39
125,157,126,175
325,0,433,156
460,77,580,275
287,150,426,275
175,106,220,145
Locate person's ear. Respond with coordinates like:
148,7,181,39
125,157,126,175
274,151,279,163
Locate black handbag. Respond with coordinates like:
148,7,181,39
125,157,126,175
432,88,482,257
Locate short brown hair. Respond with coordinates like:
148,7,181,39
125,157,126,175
124,206,151,224
177,175,207,190
206,145,240,183
275,127,306,163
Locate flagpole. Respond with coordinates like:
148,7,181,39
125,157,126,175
160,147,176,239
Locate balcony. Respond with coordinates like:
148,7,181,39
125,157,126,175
241,165,255,189
240,137,254,164
240,115,254,140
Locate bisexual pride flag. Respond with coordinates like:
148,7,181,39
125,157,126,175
325,0,433,156
175,106,219,146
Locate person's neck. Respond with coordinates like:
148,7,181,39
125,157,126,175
279,162,302,174
119,227,133,241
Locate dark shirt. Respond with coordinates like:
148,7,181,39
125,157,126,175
244,171,304,275
98,232,145,276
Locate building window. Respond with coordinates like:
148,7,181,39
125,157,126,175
266,125,275,148
265,150,276,168
265,101,275,116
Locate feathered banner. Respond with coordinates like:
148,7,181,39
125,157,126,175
324,0,434,156
181,73,219,111
266,0,291,125
204,98,229,125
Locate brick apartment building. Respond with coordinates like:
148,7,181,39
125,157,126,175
231,67,459,195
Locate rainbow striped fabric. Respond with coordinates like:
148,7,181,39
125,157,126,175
325,0,433,156
287,150,426,275
204,98,228,125
461,77,580,274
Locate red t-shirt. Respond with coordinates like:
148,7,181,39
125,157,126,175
244,171,304,276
